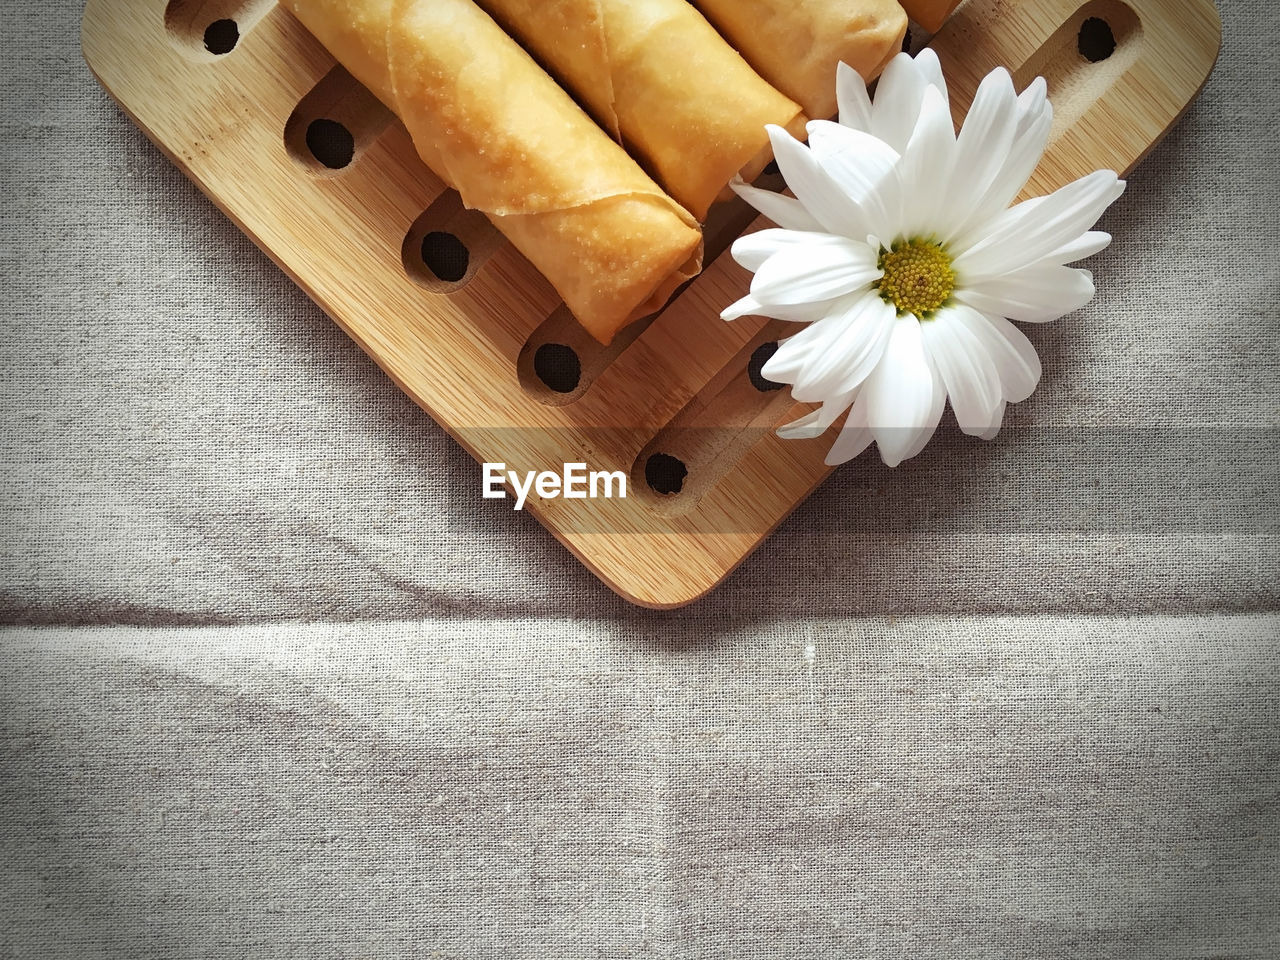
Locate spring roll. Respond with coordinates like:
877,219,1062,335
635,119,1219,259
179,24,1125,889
280,0,703,344
472,0,807,221
898,0,963,33
689,0,908,120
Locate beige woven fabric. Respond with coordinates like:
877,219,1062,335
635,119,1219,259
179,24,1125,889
3,616,1280,958
0,3,1275,623
1,0,1278,955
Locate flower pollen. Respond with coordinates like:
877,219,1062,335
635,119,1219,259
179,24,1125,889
875,239,955,318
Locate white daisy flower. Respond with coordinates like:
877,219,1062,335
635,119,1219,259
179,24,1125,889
722,49,1126,467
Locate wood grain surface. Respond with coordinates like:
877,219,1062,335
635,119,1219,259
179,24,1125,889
82,0,1220,607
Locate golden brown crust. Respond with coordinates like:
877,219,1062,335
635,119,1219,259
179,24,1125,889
898,0,964,34
474,0,805,220
690,0,909,119
280,0,702,343
504,195,702,343
472,0,620,141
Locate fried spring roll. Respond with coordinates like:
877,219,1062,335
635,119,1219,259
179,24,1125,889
689,0,909,119
281,0,703,344
472,0,807,220
898,0,964,33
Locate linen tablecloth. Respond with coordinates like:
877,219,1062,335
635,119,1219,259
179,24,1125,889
2,0,1277,956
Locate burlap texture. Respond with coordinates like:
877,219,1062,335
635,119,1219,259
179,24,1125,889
0,0,1277,955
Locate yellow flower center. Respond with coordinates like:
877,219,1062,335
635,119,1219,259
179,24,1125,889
875,239,955,318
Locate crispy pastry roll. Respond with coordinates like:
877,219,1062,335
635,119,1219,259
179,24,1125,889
472,0,807,220
689,0,909,119
280,0,703,344
898,0,964,33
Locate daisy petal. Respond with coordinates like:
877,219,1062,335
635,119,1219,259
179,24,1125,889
777,387,858,439
806,120,902,241
776,410,825,439
950,108,1053,246
1014,77,1049,140
899,85,958,237
898,366,947,462
955,263,1095,323
751,240,880,306
942,67,1018,238
781,294,897,402
870,54,931,153
758,303,866,382
731,229,851,272
836,60,874,133
720,292,854,323
1044,230,1112,265
913,48,948,101
721,293,765,322
921,310,1003,433
864,314,940,467
825,389,874,465
767,125,870,238
731,179,825,232
952,305,1041,402
758,311,855,381
806,120,900,203
953,170,1126,280
976,399,1007,440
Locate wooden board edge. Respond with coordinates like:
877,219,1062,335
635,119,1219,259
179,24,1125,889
80,0,1226,611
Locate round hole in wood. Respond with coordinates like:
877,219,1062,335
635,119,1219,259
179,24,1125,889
305,118,355,170
532,343,581,394
420,231,470,283
747,341,785,392
203,18,239,55
645,454,688,496
1077,17,1116,62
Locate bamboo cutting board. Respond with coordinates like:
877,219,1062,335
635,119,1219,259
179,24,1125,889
82,0,1220,607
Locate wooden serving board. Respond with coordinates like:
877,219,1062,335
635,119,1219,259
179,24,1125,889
83,0,1220,607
